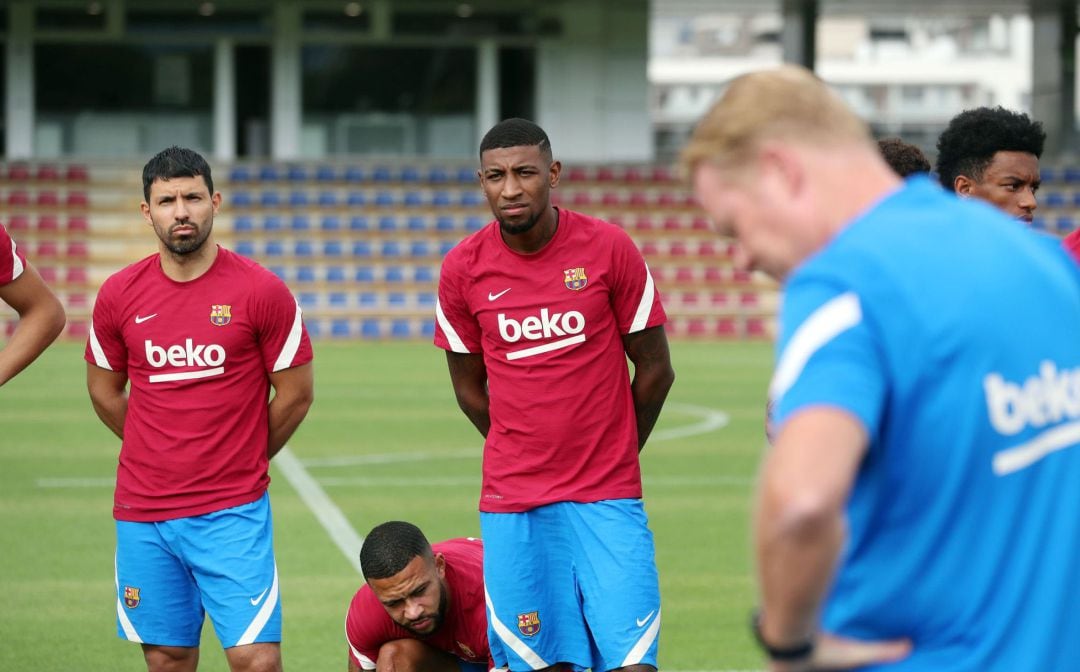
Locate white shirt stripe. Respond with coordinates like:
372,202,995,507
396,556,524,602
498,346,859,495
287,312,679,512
272,301,305,372
769,292,862,402
436,298,470,353
9,237,24,280
485,587,549,669
628,261,657,333
235,564,279,646
88,321,113,371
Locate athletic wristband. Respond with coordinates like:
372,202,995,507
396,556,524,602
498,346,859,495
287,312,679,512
750,609,815,662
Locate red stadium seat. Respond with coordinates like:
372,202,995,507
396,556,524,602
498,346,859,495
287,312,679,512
624,167,644,183
36,190,60,207
65,267,89,284
662,216,682,231
65,191,89,208
704,266,725,283
7,190,30,206
596,167,616,182
675,267,695,282
656,191,679,207
680,291,701,306
37,241,59,258
66,321,90,338
601,192,622,206
651,166,674,182
650,266,668,282
669,241,689,257
6,164,30,181
739,291,760,308
710,291,730,307
566,166,589,182
37,265,58,281
746,317,767,337
67,292,88,309
687,318,708,336
8,214,31,231
716,317,737,336
640,241,661,257
66,216,89,232
607,214,626,229
691,215,711,231
633,215,657,231
36,164,60,181
65,241,89,258
732,269,752,284
571,191,593,206
65,165,89,182
697,241,718,257
628,191,649,207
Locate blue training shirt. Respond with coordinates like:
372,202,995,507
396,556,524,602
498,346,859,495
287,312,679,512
770,176,1080,671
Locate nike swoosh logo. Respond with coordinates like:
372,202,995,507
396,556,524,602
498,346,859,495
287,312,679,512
636,610,655,627
134,314,158,324
250,587,269,606
488,288,512,301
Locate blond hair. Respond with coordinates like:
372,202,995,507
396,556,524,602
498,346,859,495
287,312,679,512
680,65,872,176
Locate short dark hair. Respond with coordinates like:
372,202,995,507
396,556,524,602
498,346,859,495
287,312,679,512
359,521,433,581
479,118,552,160
877,138,931,177
935,107,1045,192
142,146,214,202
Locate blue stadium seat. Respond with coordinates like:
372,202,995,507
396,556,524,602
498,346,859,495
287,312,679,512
296,266,317,282
332,319,352,338
298,292,319,308
404,191,424,207
372,166,393,182
420,320,436,338
268,265,287,279
259,165,282,181
287,165,308,182
409,241,430,257
347,191,367,206
344,166,366,182
361,319,381,339
291,215,311,231
1065,167,1080,183
358,291,379,307
1070,193,1080,208
378,215,399,231
384,266,406,282
230,166,253,182
390,319,412,339
428,166,449,183
465,215,485,231
414,266,436,283
323,240,344,256
289,191,309,207
318,191,338,207
261,191,283,208
1031,216,1048,231
417,292,437,307
1056,216,1075,233
316,166,337,182
234,216,255,232
263,216,284,231
352,241,372,257
328,291,348,308
387,292,407,308
231,191,254,208
235,240,257,257
438,241,456,256
375,191,395,206
349,216,370,231
1044,192,1067,208
460,191,484,207
407,216,427,231
325,265,346,282
435,215,456,231
355,266,376,282
320,215,342,231
305,319,322,338
381,241,403,257
455,166,475,183
294,240,315,256
401,166,421,182
1040,168,1058,184
432,191,453,207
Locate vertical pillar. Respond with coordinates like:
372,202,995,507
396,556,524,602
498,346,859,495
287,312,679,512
476,39,499,143
271,0,302,160
1031,0,1076,157
781,0,818,70
6,1,34,158
214,38,237,163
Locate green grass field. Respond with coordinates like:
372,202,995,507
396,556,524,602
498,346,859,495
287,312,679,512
0,339,773,671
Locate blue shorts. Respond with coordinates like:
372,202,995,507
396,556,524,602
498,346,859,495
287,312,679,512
114,492,281,648
480,499,661,672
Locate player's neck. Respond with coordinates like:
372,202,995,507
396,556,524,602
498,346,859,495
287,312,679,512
159,239,219,282
502,206,559,254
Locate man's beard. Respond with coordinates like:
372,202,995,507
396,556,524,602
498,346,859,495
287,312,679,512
157,220,212,255
498,211,539,236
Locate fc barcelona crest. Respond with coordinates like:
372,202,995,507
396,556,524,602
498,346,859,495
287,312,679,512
123,586,140,609
563,267,588,291
210,304,232,327
517,611,541,637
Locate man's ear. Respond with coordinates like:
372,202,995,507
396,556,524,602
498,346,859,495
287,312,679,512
954,174,975,197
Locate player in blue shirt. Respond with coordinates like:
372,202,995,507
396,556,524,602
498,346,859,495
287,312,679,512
684,65,1080,671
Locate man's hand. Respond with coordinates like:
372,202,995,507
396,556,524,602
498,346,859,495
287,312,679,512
768,632,912,671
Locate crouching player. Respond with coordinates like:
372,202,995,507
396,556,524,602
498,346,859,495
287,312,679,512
346,521,495,672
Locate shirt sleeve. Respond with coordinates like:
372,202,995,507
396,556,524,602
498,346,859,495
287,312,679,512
85,278,127,372
0,222,26,285
253,273,313,373
434,251,481,353
769,276,887,441
609,227,666,334
344,592,381,671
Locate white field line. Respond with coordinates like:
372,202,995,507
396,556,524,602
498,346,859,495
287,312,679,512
273,446,365,575
650,402,730,441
